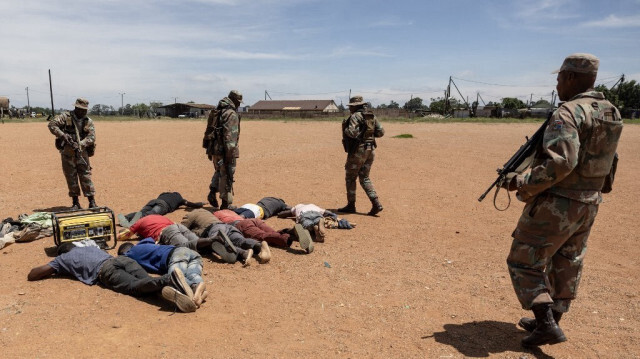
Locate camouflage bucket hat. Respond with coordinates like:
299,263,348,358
74,98,89,110
228,90,243,104
348,95,365,106
552,53,599,74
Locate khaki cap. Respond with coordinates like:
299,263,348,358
74,98,89,110
228,90,243,103
552,53,599,74
348,95,365,106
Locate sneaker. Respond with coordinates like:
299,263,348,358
170,268,194,299
257,241,271,264
191,282,207,307
161,286,196,313
294,224,313,254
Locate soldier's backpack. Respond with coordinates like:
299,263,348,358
360,111,376,145
203,108,220,159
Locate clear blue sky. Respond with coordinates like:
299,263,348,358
1,0,638,110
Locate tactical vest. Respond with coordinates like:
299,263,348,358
361,111,376,145
553,98,622,193
55,113,95,156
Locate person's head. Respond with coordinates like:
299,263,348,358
553,53,598,101
117,242,134,256
228,90,243,108
73,98,89,118
57,242,77,255
348,95,365,113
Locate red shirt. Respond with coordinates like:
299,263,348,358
213,209,243,223
129,215,174,241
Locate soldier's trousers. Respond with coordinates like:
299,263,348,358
344,146,377,203
60,150,95,197
507,193,598,312
212,155,236,205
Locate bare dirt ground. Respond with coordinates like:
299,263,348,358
0,120,638,359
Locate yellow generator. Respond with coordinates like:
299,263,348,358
52,207,117,249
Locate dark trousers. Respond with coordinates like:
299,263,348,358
98,257,170,297
125,199,169,221
235,218,289,248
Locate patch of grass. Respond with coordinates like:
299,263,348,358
392,133,414,138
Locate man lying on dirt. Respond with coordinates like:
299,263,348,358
181,209,271,265
213,209,292,248
118,214,251,266
118,192,205,228
27,243,196,313
233,196,289,220
278,203,355,244
118,240,207,308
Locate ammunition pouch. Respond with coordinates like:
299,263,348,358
342,137,359,154
55,137,65,151
601,153,618,194
86,143,96,157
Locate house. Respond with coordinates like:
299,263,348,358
156,103,215,118
249,100,339,114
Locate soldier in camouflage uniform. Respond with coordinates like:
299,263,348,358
48,98,98,210
337,95,385,216
205,90,242,210
501,54,623,347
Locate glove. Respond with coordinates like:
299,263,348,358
337,219,354,229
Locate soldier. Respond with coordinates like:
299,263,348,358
204,90,242,210
337,95,385,216
501,53,623,347
48,98,97,210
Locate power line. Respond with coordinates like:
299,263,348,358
451,76,553,88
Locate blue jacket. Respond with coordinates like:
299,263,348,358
124,237,174,274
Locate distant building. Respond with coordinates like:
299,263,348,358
249,100,339,114
156,103,215,118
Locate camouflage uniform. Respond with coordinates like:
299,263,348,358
507,90,622,313
48,108,96,198
208,94,241,207
343,107,384,204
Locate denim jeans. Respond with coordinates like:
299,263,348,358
167,247,203,287
159,223,200,251
98,256,170,297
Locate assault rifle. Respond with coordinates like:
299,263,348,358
478,114,552,209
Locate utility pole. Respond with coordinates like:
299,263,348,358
119,92,126,115
25,87,30,113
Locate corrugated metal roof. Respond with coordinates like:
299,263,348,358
158,103,215,109
250,100,336,111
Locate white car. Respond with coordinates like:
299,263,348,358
31,112,36,118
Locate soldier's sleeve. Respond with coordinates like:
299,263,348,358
81,118,96,147
517,105,580,200
374,117,385,138
48,114,66,138
344,113,361,138
222,110,240,158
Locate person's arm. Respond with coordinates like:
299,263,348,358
277,209,294,218
183,200,204,208
28,264,56,281
221,110,240,159
344,113,362,139
515,106,580,201
374,117,385,138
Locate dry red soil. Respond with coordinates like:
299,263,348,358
0,120,638,359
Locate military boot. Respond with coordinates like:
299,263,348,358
207,190,219,209
367,197,383,216
337,201,356,214
519,310,563,333
71,196,82,210
220,200,236,210
521,304,567,347
87,196,97,208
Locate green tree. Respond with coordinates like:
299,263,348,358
377,103,388,109
404,97,427,112
388,100,400,109
595,84,622,109
501,97,526,109
617,80,640,109
532,99,552,108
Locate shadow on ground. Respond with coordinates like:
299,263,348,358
423,320,554,359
